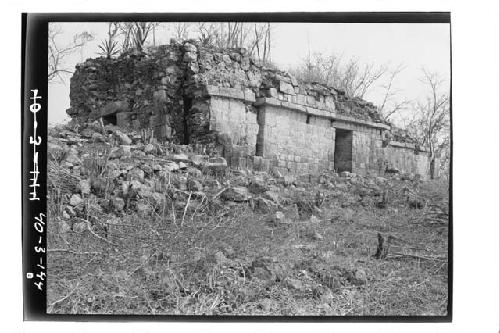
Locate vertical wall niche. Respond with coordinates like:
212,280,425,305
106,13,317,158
334,128,353,172
255,108,265,156
182,97,193,145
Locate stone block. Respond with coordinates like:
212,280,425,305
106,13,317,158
279,81,296,95
244,89,256,102
265,88,278,98
296,94,306,105
306,95,316,106
206,85,220,96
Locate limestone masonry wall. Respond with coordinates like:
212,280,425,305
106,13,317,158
67,39,437,179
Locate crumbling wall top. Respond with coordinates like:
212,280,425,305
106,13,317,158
68,39,388,125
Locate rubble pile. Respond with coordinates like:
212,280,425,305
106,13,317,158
48,122,423,236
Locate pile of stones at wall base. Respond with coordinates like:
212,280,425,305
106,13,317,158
67,39,438,180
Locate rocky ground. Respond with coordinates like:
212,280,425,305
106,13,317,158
46,122,449,316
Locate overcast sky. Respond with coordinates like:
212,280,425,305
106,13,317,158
48,22,450,125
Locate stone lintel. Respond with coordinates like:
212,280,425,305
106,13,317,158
254,97,390,130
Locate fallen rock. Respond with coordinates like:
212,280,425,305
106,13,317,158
109,145,131,159
309,215,321,224
170,153,190,163
112,197,125,211
250,256,288,282
58,220,71,233
143,143,156,154
91,132,105,142
140,163,153,176
190,154,208,166
271,211,287,225
115,130,132,145
80,128,95,138
64,148,81,165
280,175,296,186
347,268,367,286
221,186,251,202
203,157,228,172
64,205,76,217
73,221,87,233
136,202,151,215
214,251,227,265
259,298,273,312
248,176,269,194
77,179,91,195
317,287,334,303
285,277,306,291
164,162,180,172
204,179,221,190
128,167,145,182
186,167,202,177
310,231,324,241
187,178,203,192
69,194,83,206
263,190,280,204
256,197,278,213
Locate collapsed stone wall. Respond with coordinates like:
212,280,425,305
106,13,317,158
67,39,436,179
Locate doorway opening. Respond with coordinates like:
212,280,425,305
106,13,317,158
102,113,117,126
334,128,353,172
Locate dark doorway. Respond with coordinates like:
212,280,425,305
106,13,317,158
334,128,353,172
102,113,117,126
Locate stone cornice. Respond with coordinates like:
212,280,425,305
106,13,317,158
205,85,256,103
388,140,428,152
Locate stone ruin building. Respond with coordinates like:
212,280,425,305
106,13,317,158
67,39,438,179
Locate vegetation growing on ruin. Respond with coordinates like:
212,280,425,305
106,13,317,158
47,123,448,316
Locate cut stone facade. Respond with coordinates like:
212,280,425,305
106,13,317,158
66,39,438,179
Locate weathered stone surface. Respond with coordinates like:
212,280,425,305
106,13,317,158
128,168,145,182
66,40,435,179
187,178,203,192
221,187,251,202
64,148,81,165
112,197,125,211
77,179,91,195
271,211,287,225
285,277,306,291
115,131,132,145
248,176,269,194
109,145,131,159
69,194,83,206
279,81,295,95
144,144,156,154
164,162,180,172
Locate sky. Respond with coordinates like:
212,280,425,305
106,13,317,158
48,22,450,126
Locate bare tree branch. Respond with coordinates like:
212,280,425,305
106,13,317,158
404,69,450,178
48,24,94,83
